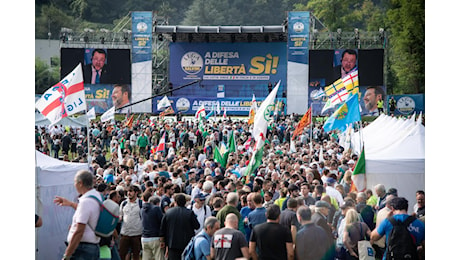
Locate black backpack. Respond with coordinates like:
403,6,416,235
387,216,418,260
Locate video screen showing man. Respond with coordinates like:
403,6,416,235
363,86,385,116
83,48,112,84
333,49,358,80
112,84,132,114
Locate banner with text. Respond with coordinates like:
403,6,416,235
151,96,287,116
169,42,287,99
131,11,153,113
287,11,310,115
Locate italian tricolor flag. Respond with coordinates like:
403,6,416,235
351,148,366,192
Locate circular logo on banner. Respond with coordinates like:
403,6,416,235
263,104,276,121
293,22,305,33
396,96,416,114
176,98,191,112
136,22,148,32
181,52,204,75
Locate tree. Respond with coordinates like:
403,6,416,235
35,57,60,94
386,0,424,93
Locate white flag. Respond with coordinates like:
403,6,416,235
101,107,115,122
157,95,171,111
35,63,86,125
251,80,280,143
87,107,96,121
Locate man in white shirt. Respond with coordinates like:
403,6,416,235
119,185,143,260
54,170,101,260
190,192,212,234
324,178,344,208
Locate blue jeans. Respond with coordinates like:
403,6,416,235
70,242,100,260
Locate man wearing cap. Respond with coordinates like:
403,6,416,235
312,200,334,242
189,192,212,235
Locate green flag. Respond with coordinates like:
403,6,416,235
227,130,236,153
351,148,366,192
213,142,229,168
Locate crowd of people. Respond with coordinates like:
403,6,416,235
36,113,425,260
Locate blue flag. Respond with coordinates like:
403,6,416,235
323,94,361,132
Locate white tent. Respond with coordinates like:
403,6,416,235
35,111,89,127
351,114,425,213
35,151,89,260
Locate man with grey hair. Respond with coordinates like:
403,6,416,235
216,192,242,229
296,206,334,260
54,170,101,260
374,183,387,211
194,216,221,260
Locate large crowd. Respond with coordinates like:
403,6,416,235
36,113,425,260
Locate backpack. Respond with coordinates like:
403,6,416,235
387,216,418,260
88,194,120,238
181,233,206,260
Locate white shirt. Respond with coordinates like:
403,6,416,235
67,189,101,244
325,185,344,207
120,198,143,236
189,204,212,234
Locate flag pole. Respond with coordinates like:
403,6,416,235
85,109,92,165
309,103,313,164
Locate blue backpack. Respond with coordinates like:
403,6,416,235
88,194,120,237
181,233,206,260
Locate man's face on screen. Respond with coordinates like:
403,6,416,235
92,52,106,71
341,52,357,73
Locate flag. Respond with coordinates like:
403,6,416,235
342,69,359,94
227,130,236,153
157,95,171,110
155,132,166,153
213,143,228,167
205,104,215,119
292,107,312,139
318,146,324,163
117,144,123,165
195,104,206,119
149,116,156,127
245,133,265,178
124,114,134,128
251,80,280,141
322,77,349,114
245,80,280,178
312,88,325,99
101,106,115,122
216,102,221,115
323,94,361,133
87,107,96,121
35,63,86,125
243,136,252,151
223,107,227,118
160,106,175,117
351,148,366,192
247,94,258,125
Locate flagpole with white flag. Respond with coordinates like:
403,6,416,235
246,80,280,179
35,63,86,125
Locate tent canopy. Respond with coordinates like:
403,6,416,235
35,151,89,260
35,112,88,128
351,114,425,214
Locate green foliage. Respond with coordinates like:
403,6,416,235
35,57,60,94
386,0,424,94
34,0,424,95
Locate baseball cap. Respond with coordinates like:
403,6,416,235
195,192,207,201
